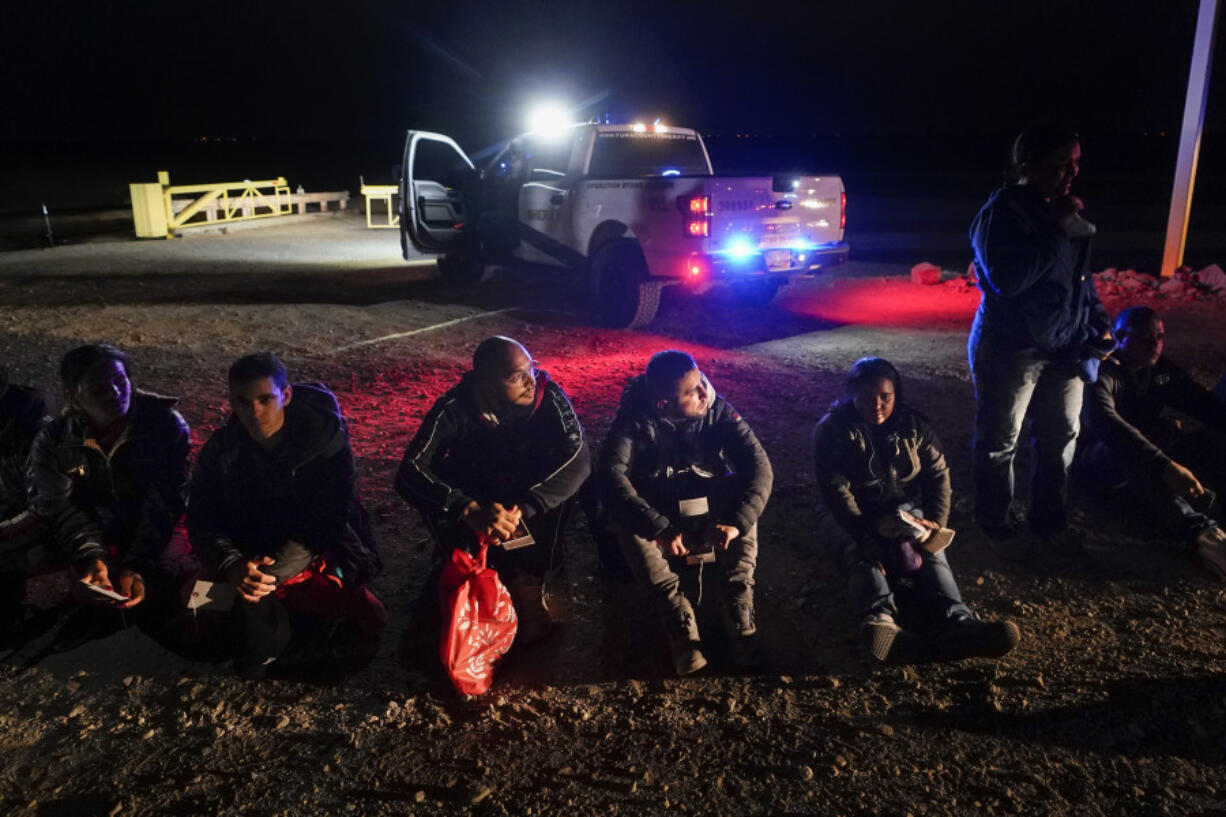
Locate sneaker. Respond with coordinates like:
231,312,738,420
664,603,707,676
860,612,930,663
507,576,553,647
1194,525,1226,583
723,598,756,638
722,599,762,667
933,616,1020,661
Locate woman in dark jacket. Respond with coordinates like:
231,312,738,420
812,358,1018,663
968,122,1112,546
27,344,193,612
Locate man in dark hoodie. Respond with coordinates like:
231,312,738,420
1077,306,1226,580
0,367,53,634
26,345,194,625
396,336,590,644
188,353,385,679
597,350,772,675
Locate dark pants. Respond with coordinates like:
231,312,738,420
817,513,971,629
1077,432,1226,540
971,344,1083,535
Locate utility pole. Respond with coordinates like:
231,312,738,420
1161,0,1219,277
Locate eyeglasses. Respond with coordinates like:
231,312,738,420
503,361,538,388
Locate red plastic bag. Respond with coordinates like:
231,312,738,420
438,541,518,696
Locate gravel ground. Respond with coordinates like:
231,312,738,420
1,215,1224,817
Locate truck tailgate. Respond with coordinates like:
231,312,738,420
707,175,844,266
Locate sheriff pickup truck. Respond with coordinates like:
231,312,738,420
399,122,848,328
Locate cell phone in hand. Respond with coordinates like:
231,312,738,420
81,580,129,603
500,520,536,550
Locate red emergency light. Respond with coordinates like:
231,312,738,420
680,194,712,238
840,192,846,230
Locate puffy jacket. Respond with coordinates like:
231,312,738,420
597,374,772,540
1081,355,1226,478
969,184,1109,358
188,382,381,584
27,392,190,572
1,384,51,519
395,370,590,523
811,401,951,544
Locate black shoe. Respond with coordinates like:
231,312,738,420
1038,526,1088,558
933,617,1020,661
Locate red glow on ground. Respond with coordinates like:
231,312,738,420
783,277,979,329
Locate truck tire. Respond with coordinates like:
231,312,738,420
437,252,485,285
590,239,661,329
730,278,783,306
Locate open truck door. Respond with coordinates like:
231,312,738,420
399,131,478,261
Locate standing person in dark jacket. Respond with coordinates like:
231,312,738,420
969,122,1113,551
1077,306,1226,579
597,350,772,675
26,345,195,618
395,336,590,645
813,358,1019,663
0,368,53,633
188,353,385,679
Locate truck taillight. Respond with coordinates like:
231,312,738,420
680,194,711,238
840,192,846,230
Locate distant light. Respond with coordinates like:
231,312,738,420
690,264,702,276
633,122,647,133
792,179,800,189
662,168,681,177
527,103,572,139
654,121,668,133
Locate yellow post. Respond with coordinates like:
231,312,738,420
129,182,169,238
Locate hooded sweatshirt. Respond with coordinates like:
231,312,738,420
395,370,590,523
597,374,772,540
189,382,379,582
27,391,190,572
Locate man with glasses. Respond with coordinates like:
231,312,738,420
396,336,590,645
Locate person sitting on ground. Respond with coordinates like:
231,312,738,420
1076,306,1226,580
188,353,386,679
26,345,194,630
395,336,590,646
812,357,1020,663
597,350,772,675
0,367,53,636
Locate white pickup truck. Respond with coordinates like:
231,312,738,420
399,122,848,328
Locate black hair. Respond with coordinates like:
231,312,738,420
1007,121,1080,184
1113,305,1160,336
472,336,527,376
60,344,132,398
645,350,698,401
228,352,288,390
844,357,902,402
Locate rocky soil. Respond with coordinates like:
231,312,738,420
0,218,1224,817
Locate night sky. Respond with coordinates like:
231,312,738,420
4,0,1221,146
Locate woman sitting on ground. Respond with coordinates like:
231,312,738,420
811,357,1020,663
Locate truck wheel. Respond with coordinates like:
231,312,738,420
730,278,783,306
437,252,485,285
590,240,662,329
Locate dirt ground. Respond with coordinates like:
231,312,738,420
1,215,1225,817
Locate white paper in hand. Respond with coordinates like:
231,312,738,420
186,580,237,612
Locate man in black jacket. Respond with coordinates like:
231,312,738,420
188,353,385,679
27,345,193,616
396,336,590,644
1077,306,1226,579
0,368,53,631
597,350,772,675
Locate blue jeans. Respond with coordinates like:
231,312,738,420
970,344,1083,535
817,513,971,627
1077,435,1224,540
